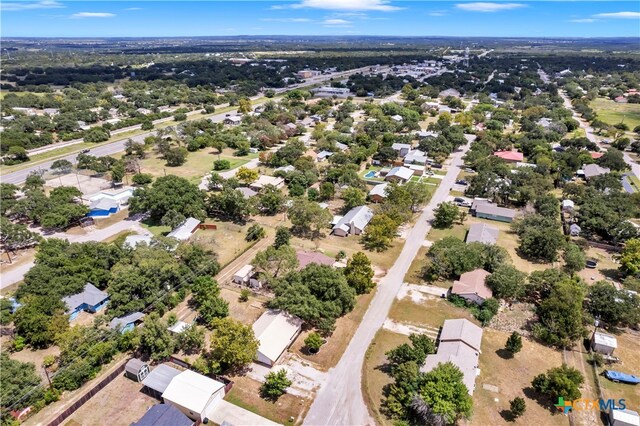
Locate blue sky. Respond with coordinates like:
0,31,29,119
1,0,639,37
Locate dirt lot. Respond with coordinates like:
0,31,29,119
191,221,260,267
470,329,567,426
362,329,410,426
388,295,477,330
577,247,620,285
45,172,111,197
10,345,60,382
63,373,157,426
291,290,375,371
225,375,311,426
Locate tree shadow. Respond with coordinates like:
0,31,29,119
599,268,622,281
499,410,516,422
496,348,514,360
374,361,394,376
522,387,558,413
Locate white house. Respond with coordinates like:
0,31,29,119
252,310,303,366
391,143,411,157
162,370,226,421
390,114,403,122
610,409,640,426
249,175,285,190
167,218,201,241
332,205,374,237
385,166,413,183
223,116,242,125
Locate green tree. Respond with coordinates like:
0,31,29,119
509,396,526,418
288,197,332,238
176,324,205,354
341,187,366,213
260,369,292,401
587,281,640,327
534,279,586,347
274,226,291,248
532,364,583,401
164,147,188,167
505,331,523,356
258,184,285,215
161,209,186,230
319,182,335,201
208,317,258,374
304,332,324,353
50,159,73,174
238,97,252,114
129,175,206,222
417,362,473,424
132,173,153,186
361,213,399,252
0,218,41,252
214,159,231,170
236,167,259,185
619,238,640,276
343,252,375,294
138,313,175,361
110,161,125,183
485,265,526,301
207,187,255,223
252,245,299,280
0,353,44,410
563,243,586,274
433,202,460,228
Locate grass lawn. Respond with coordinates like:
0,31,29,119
141,221,171,237
566,127,587,139
225,376,311,426
471,329,567,426
598,332,640,411
404,245,429,283
388,296,477,330
426,222,468,242
628,174,640,192
191,221,260,267
590,97,640,129
291,290,375,371
362,329,410,426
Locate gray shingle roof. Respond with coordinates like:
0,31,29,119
466,223,499,245
109,312,145,330
332,205,373,233
62,283,108,311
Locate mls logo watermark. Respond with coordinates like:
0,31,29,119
555,397,627,414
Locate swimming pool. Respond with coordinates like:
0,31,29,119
364,171,376,178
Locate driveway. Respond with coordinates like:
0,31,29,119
303,137,474,426
208,400,280,426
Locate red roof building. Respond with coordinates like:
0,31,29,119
590,152,604,159
493,150,524,163
296,251,335,269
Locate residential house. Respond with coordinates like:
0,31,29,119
369,183,389,203
312,86,351,98
132,404,194,426
451,269,492,305
316,150,333,162
472,201,517,223
161,370,226,421
233,264,253,285
110,312,145,334
223,116,242,125
252,310,303,367
249,175,285,190
332,205,374,237
296,251,335,269
583,163,610,180
404,149,428,165
493,150,524,163
569,223,582,236
237,187,258,199
390,114,403,122
590,152,604,160
335,142,349,152
88,198,120,217
439,88,461,98
167,218,201,241
609,409,640,426
167,321,191,334
297,69,321,79
391,143,411,158
274,165,295,174
591,331,617,356
385,166,414,183
465,223,499,245
63,283,109,320
124,234,153,249
562,199,575,212
421,319,483,394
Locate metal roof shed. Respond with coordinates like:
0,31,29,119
142,364,182,397
610,409,640,426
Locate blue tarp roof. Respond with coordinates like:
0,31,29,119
605,370,640,384
132,404,193,426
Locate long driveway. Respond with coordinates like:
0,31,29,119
2,66,377,186
303,136,474,426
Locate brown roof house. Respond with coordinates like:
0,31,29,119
451,269,492,305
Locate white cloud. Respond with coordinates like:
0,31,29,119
428,11,448,17
1,0,63,11
261,17,312,22
593,11,640,19
569,18,596,23
124,7,142,11
323,18,352,25
289,0,402,12
71,12,116,18
455,2,525,12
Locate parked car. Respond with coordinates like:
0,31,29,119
456,179,468,185
80,149,90,154
454,197,465,203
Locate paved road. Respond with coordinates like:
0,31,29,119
303,136,474,426
0,218,150,289
558,90,640,179
3,66,375,185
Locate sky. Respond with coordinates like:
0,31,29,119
1,0,639,38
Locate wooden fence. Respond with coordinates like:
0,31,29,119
47,359,127,426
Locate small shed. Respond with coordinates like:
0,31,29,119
569,223,582,236
110,312,145,333
253,310,303,366
142,364,182,398
162,370,226,421
591,331,617,355
125,358,150,382
168,321,191,334
610,409,640,426
562,199,575,212
233,264,254,284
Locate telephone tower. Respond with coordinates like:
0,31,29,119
464,47,470,67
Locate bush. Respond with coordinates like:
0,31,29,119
260,369,292,401
141,121,154,130
214,159,231,170
505,332,523,356
246,224,266,242
304,332,324,353
174,113,187,121
12,335,25,352
132,173,153,186
510,396,526,418
239,289,250,302
590,353,604,367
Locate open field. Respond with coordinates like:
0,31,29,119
471,329,567,426
591,97,640,129
404,245,429,283
225,375,311,426
64,373,157,426
291,290,376,371
191,221,259,267
362,329,410,426
388,294,477,329
576,246,619,284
